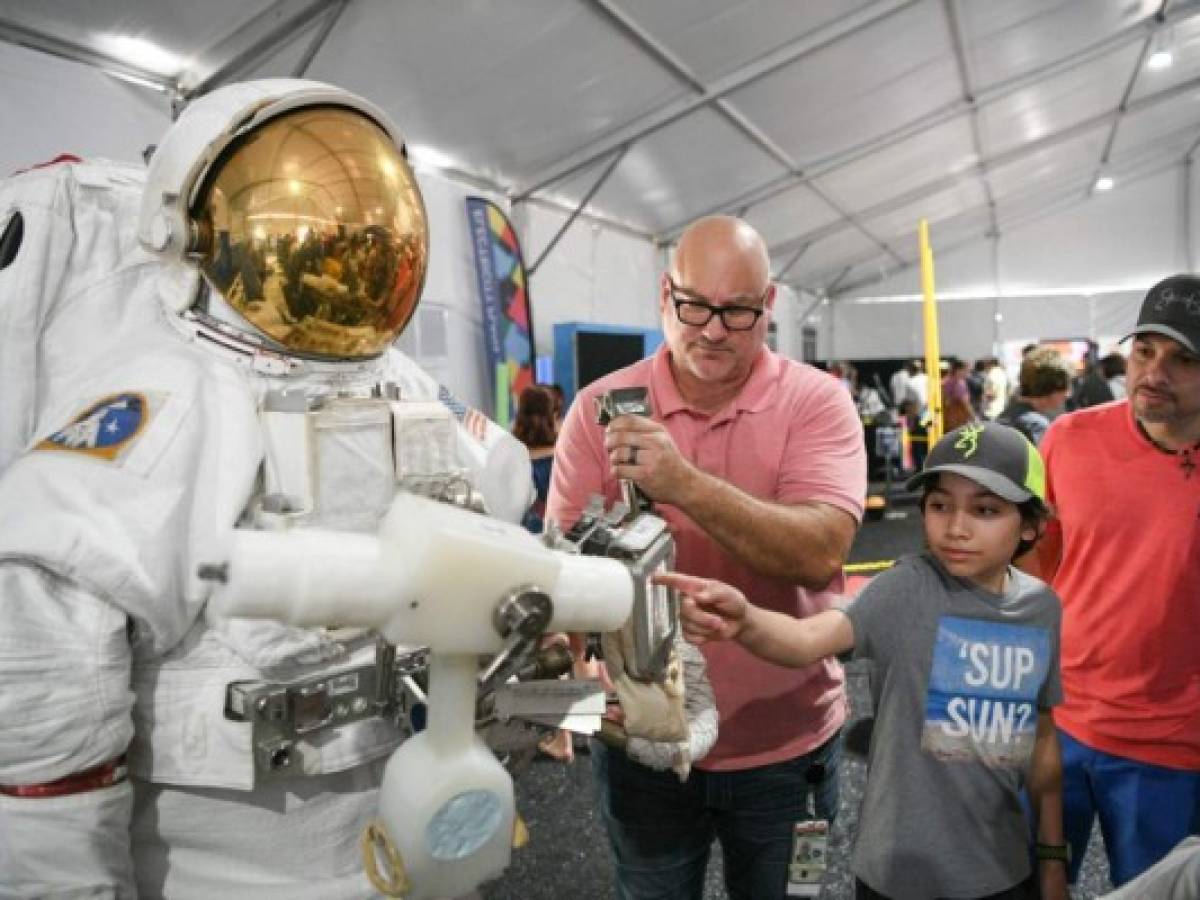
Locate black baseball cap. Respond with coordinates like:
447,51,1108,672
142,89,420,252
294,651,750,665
906,423,1046,508
1124,274,1200,354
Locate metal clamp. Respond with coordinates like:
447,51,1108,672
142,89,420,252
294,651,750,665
225,641,429,779
477,586,553,694
553,496,678,682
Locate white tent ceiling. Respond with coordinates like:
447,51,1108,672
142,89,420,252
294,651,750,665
2,0,1199,300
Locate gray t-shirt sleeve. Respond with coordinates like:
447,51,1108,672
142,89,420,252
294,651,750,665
843,559,922,665
1017,570,1064,710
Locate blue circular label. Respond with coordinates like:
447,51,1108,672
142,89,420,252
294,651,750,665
426,789,504,861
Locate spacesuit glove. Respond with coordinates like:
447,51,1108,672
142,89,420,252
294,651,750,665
601,629,686,742
609,637,718,781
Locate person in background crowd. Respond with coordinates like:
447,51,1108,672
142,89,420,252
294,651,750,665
907,359,930,416
667,423,1067,900
856,380,888,422
1031,274,1200,887
544,382,567,433
1100,351,1127,399
997,347,1073,446
1069,340,1115,410
547,215,866,900
983,357,1010,420
512,384,558,534
908,359,931,470
967,359,987,418
829,361,856,395
941,358,975,432
888,361,911,416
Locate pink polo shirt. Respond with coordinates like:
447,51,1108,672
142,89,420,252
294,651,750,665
547,345,866,770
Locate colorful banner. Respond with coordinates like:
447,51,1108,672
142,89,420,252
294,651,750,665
466,197,536,426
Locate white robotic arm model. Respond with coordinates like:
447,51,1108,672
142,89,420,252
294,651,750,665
206,492,633,899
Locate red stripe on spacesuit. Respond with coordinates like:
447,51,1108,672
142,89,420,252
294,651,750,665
10,153,84,177
0,754,127,798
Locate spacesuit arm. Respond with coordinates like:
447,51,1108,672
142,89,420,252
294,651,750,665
0,562,136,897
447,400,534,525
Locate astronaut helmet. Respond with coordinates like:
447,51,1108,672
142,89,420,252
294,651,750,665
138,79,428,360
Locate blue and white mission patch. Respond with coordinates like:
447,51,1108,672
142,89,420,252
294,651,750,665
36,392,151,462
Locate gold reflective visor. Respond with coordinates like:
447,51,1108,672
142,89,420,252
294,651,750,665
195,106,428,359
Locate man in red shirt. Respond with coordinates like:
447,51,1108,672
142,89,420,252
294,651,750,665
1035,274,1200,887
547,216,865,899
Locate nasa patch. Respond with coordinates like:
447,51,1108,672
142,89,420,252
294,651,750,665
36,392,152,462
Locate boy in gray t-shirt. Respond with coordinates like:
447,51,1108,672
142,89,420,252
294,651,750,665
660,423,1068,900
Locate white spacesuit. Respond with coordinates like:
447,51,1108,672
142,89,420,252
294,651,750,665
0,79,535,898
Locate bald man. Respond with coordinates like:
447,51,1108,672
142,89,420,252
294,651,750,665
547,216,866,900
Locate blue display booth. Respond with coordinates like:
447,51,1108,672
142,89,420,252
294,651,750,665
552,322,664,406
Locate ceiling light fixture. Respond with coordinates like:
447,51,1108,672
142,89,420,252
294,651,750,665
1095,175,1115,192
407,144,456,172
97,35,183,76
1147,47,1173,70
1147,22,1174,70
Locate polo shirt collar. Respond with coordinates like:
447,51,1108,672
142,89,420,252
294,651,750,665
651,344,781,421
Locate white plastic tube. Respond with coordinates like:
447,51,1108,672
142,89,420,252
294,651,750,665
211,492,634,652
209,528,397,628
377,653,514,900
550,553,633,634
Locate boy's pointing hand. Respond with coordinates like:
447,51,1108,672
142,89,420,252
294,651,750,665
653,571,749,644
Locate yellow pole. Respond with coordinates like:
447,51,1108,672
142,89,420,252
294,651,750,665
918,219,943,447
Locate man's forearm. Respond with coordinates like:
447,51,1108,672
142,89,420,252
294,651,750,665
672,466,855,588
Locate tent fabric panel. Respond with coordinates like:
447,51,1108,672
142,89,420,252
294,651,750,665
752,183,844,257
579,105,787,235
986,130,1109,200
301,0,687,184
724,2,960,167
957,0,1159,88
606,0,878,84
816,117,978,216
978,42,1144,156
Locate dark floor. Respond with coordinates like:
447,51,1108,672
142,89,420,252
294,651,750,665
482,495,1115,900
850,481,926,566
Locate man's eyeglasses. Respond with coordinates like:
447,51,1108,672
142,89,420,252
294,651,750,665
667,276,767,332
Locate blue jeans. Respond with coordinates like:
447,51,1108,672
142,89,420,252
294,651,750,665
1059,728,1200,886
591,731,842,900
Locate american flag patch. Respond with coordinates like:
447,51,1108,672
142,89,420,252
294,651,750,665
438,385,489,441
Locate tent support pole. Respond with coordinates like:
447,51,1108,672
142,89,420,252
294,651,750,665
292,0,352,78
526,144,628,276
1185,157,1195,273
